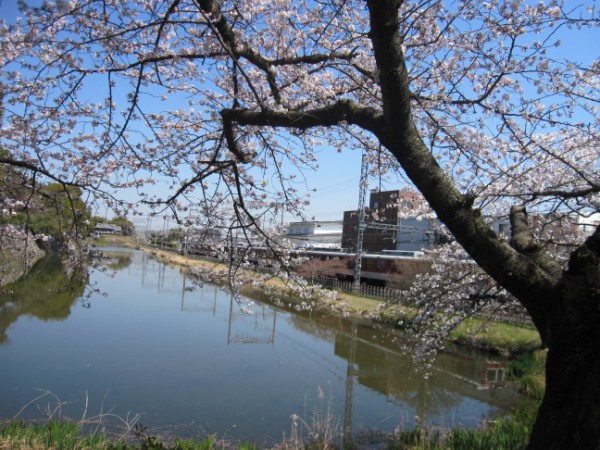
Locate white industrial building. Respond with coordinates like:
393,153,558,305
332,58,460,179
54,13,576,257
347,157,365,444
286,220,343,249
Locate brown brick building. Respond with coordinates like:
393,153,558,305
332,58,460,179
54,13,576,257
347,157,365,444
342,190,428,252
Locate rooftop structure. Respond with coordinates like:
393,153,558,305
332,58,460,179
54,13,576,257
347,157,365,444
94,223,122,235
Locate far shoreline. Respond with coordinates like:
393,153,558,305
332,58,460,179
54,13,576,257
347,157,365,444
93,234,542,357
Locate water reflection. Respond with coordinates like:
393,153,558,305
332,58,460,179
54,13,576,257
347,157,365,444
210,269,522,438
0,255,86,344
0,248,526,444
95,251,133,271
282,314,516,439
227,298,277,345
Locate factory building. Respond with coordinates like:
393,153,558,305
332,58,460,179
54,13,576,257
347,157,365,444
342,190,438,253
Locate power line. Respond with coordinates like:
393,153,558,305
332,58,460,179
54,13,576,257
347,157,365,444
310,177,360,197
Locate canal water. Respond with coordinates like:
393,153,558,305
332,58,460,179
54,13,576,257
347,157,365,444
0,248,527,445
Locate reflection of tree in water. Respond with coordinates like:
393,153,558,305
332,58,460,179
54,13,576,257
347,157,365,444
107,255,133,271
0,255,87,345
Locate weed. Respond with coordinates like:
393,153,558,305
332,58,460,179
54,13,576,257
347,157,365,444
173,435,214,450
444,407,536,450
0,420,108,449
1,412,539,450
507,350,546,400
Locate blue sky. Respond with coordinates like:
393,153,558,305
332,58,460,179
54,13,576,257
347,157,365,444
1,1,598,225
0,0,371,223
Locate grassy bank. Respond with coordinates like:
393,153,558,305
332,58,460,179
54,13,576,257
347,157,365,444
1,409,539,449
450,319,541,355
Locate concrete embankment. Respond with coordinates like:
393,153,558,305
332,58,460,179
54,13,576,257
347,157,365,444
0,225,45,287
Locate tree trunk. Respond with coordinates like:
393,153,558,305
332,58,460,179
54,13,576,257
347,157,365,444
529,314,600,448
528,234,600,449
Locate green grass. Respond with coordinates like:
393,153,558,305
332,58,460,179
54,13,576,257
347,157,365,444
0,420,107,449
0,420,220,450
506,350,547,400
449,318,542,355
383,405,536,450
171,436,215,450
443,406,536,450
1,412,539,450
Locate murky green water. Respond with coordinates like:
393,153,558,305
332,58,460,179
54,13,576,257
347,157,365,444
0,248,527,445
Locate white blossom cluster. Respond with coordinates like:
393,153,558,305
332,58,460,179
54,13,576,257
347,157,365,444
1,0,595,231
383,242,522,371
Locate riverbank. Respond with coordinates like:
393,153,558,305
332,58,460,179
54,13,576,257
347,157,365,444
0,225,45,287
0,407,538,449
94,235,542,356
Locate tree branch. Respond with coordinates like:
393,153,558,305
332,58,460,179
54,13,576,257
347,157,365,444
194,0,356,104
364,0,564,333
219,100,383,163
510,206,563,279
0,157,84,189
221,100,383,134
567,224,600,288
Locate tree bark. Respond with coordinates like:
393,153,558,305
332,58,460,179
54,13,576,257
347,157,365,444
531,319,600,449
529,228,600,449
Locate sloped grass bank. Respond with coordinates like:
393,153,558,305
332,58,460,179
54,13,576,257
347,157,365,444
449,319,542,355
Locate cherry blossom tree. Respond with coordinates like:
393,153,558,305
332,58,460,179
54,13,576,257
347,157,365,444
1,0,599,447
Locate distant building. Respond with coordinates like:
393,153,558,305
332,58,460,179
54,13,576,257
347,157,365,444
287,220,343,249
394,217,438,252
342,190,437,253
187,227,222,240
491,212,599,245
576,213,600,237
94,223,122,235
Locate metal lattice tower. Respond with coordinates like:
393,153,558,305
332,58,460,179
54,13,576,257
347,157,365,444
352,150,369,292
352,148,426,292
